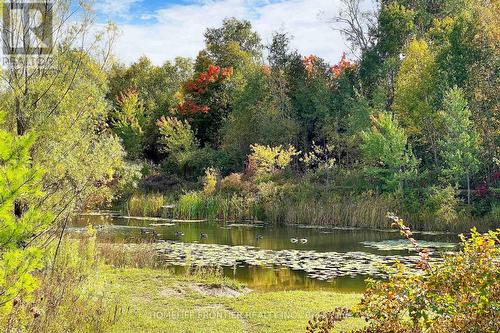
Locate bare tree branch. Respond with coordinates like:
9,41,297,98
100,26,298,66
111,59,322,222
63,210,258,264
329,0,379,58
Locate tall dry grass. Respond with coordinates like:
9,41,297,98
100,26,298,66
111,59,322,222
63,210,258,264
270,196,397,229
1,231,119,333
98,242,161,269
173,190,496,231
174,191,396,228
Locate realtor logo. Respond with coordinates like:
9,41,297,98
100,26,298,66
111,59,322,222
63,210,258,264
2,1,53,55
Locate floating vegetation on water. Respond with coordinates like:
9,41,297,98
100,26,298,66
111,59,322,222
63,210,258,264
171,219,207,223
121,216,173,222
80,210,121,217
296,225,328,230
295,224,400,233
360,239,457,251
149,223,176,227
227,223,265,228
153,242,443,281
411,230,457,236
67,225,156,233
114,215,207,223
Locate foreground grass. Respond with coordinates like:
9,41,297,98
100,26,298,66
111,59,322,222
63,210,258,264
96,267,364,333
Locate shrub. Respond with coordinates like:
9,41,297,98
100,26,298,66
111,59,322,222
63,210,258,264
301,142,336,185
139,172,182,193
1,230,118,333
248,144,299,179
220,173,245,193
306,216,500,333
202,167,218,196
157,116,201,177
425,185,459,224
157,116,198,156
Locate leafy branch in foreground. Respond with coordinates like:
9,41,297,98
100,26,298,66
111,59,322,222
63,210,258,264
306,214,500,333
0,125,51,313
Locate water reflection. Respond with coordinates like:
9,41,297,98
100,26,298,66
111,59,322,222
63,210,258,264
71,214,457,292
223,266,367,292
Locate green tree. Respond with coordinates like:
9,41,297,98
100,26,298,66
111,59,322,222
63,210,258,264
287,54,335,150
429,1,499,183
361,113,418,192
202,17,262,70
222,64,298,165
108,57,193,160
157,116,199,176
179,19,263,149
111,89,146,160
377,3,416,59
393,39,441,166
321,54,361,167
0,116,51,312
22,50,128,212
438,87,479,204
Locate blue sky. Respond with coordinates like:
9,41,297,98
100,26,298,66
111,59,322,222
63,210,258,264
93,0,356,65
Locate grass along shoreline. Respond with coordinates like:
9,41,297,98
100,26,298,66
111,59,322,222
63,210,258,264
111,190,497,232
93,241,364,332
4,233,363,333
96,266,364,333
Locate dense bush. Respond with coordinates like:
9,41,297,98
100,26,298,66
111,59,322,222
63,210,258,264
306,218,500,333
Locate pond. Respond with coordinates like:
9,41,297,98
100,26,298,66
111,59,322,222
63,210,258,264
70,213,459,293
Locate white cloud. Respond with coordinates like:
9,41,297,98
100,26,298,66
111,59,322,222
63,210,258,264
95,0,143,17
110,0,347,65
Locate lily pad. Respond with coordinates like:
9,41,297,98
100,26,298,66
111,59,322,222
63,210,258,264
361,239,457,251
150,241,443,282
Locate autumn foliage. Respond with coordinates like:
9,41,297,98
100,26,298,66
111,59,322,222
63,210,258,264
306,216,500,333
303,55,318,77
116,87,139,106
303,53,355,80
330,53,356,79
178,64,233,115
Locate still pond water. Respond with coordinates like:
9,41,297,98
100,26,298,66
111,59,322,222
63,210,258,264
71,214,459,293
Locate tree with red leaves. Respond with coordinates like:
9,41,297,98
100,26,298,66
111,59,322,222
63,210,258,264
178,64,233,115
176,64,234,146
330,53,356,80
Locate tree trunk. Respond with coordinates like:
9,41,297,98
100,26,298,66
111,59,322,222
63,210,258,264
466,172,471,205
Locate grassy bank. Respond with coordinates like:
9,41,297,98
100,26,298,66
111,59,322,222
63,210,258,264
172,193,497,232
174,192,395,228
116,172,498,232
92,241,364,332
96,267,364,333
2,234,363,333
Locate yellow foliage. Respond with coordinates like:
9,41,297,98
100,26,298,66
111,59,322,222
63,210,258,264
203,168,218,196
248,144,299,177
